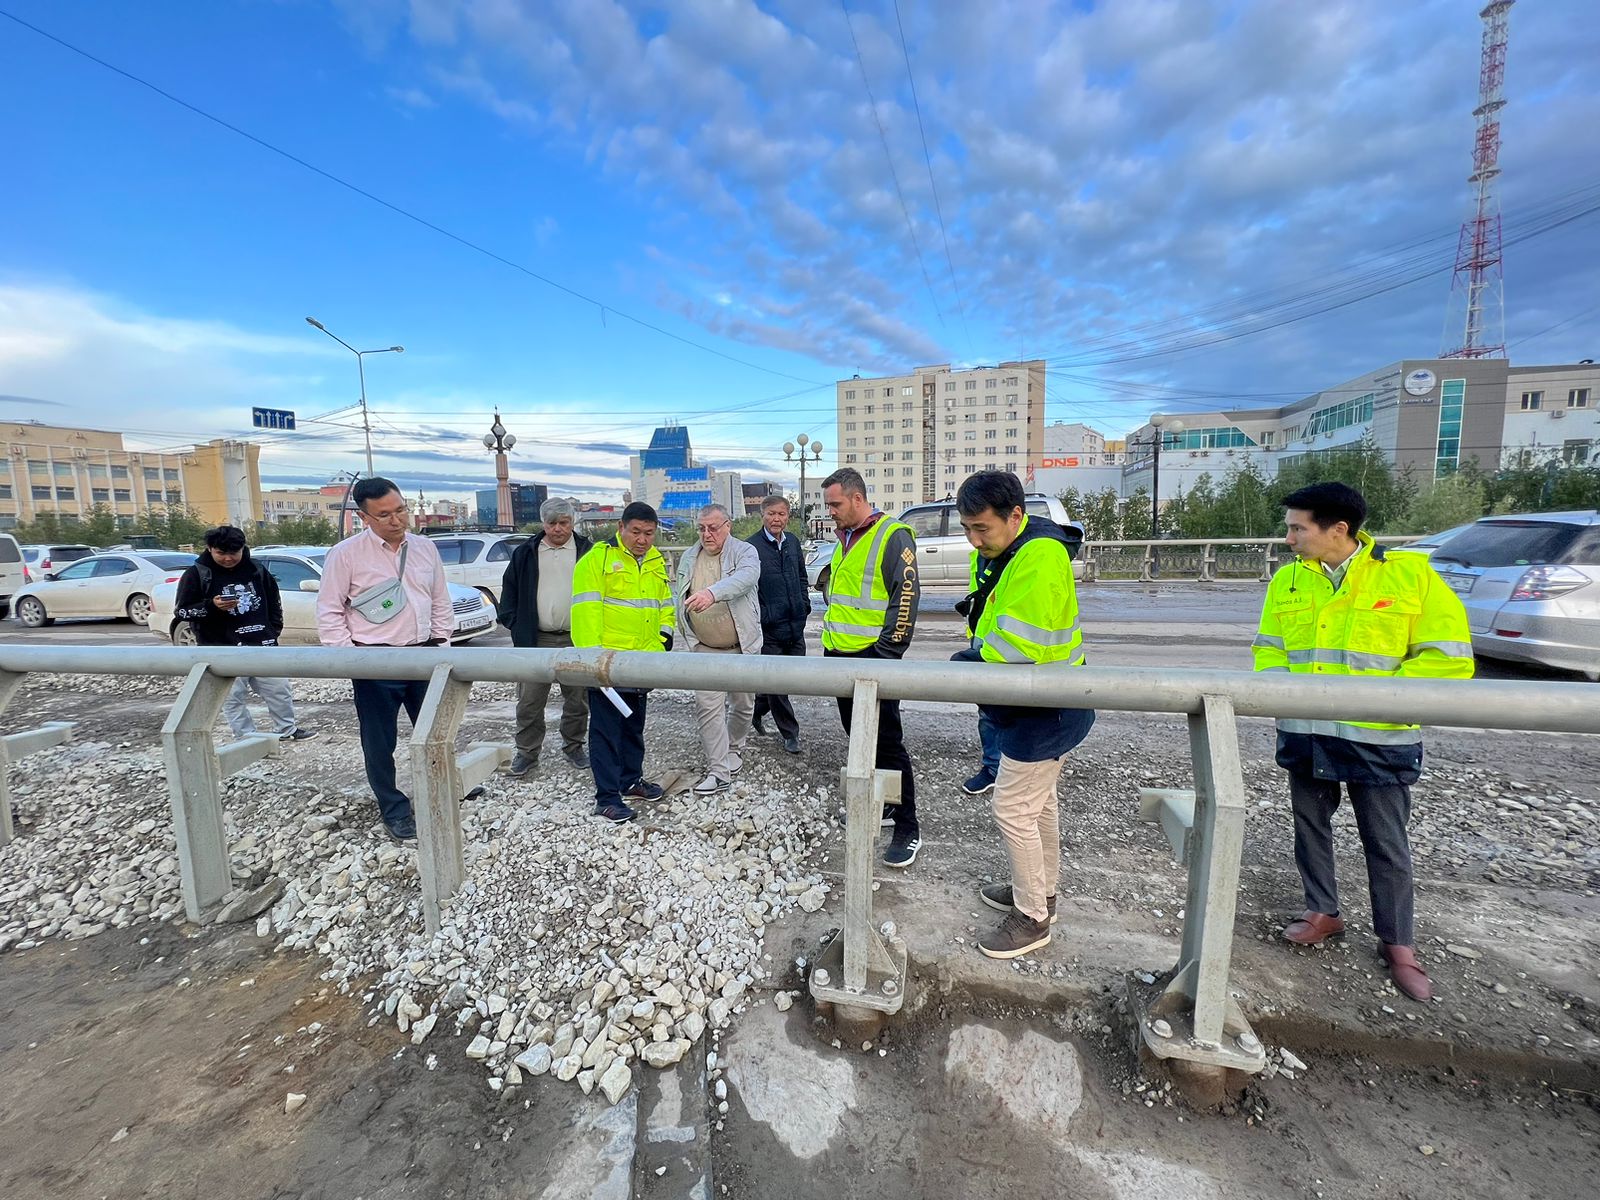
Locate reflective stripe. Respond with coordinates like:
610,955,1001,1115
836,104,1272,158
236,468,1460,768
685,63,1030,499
981,634,1033,663
994,614,1081,646
851,596,891,612
1285,647,1404,672
1259,665,1291,673
1277,718,1421,744
823,619,882,637
1252,633,1285,651
602,596,661,610
573,591,602,605
856,519,897,602
1410,640,1473,658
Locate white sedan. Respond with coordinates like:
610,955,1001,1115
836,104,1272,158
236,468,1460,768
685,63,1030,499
12,551,200,627
147,548,497,645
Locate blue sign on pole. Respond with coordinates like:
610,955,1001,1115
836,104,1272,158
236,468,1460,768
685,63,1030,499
251,407,297,431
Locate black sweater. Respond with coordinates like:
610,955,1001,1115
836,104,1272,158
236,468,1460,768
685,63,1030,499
745,529,812,645
173,549,284,646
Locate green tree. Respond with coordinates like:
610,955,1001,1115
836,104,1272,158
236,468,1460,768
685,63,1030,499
1275,437,1416,533
1122,487,1153,540
130,504,209,549
265,515,336,546
1397,473,1486,535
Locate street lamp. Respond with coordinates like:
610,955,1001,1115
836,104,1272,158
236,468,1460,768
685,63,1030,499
1145,413,1184,574
483,412,518,530
304,317,404,476
783,434,824,533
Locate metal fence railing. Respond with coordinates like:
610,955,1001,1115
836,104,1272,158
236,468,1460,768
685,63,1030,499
1077,535,1419,583
1,643,1594,1080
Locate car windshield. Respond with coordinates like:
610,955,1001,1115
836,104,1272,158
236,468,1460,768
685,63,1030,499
148,553,198,569
1431,521,1586,568
22,549,40,563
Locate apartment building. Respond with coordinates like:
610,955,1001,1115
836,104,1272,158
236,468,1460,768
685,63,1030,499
0,422,262,528
836,360,1048,507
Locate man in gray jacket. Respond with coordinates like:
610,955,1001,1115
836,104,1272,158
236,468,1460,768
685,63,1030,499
675,503,763,795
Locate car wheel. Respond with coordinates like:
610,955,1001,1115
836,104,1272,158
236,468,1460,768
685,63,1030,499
126,593,152,625
171,621,200,647
16,596,51,628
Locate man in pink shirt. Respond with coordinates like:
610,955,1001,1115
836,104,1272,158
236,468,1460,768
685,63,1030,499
317,476,454,842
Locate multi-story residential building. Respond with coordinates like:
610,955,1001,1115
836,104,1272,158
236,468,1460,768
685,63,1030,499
0,422,262,528
835,360,1048,507
261,484,348,524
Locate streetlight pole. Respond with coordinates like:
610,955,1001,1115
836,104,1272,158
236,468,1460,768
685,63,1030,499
482,412,518,530
1146,413,1183,576
783,434,824,537
304,317,404,477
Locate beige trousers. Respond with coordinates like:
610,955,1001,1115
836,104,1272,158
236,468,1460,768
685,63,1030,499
692,643,754,780
991,752,1067,922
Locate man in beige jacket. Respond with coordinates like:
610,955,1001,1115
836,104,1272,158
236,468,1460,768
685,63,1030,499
675,503,764,795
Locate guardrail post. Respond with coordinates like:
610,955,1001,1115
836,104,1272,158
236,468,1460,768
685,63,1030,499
1200,544,1218,583
1131,693,1264,1100
409,664,511,935
162,664,236,921
809,678,907,1031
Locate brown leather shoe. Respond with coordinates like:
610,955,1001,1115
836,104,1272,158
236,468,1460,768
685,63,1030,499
1384,944,1433,1001
1282,910,1345,946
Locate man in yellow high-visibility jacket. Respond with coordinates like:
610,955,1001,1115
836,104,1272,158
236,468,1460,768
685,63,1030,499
820,467,921,867
1254,482,1473,1001
951,471,1096,960
572,501,676,823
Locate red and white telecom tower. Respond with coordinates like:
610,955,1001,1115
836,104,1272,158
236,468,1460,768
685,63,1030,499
1441,0,1514,359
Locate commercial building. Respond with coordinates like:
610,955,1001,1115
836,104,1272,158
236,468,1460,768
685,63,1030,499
1030,421,1127,498
474,481,548,529
1118,358,1600,502
0,421,262,529
261,484,348,525
628,424,742,519
835,360,1048,507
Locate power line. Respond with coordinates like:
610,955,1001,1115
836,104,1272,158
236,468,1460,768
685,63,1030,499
890,0,969,350
840,1,944,329
0,8,827,388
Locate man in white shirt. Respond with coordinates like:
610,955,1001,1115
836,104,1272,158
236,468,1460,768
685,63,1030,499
316,476,454,842
674,503,763,795
497,497,594,775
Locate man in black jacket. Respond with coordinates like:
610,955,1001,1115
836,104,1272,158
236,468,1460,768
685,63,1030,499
173,525,314,741
746,494,809,754
498,498,594,775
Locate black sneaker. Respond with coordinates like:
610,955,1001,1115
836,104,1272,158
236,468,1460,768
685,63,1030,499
979,884,1058,925
882,831,920,868
595,800,637,823
623,781,664,802
507,751,537,777
562,745,590,769
782,735,801,755
285,728,317,741
978,910,1051,960
961,767,997,796
384,820,417,845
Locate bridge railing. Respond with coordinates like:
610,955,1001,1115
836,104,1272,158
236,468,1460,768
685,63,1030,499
1077,535,1419,583
1,644,1594,1079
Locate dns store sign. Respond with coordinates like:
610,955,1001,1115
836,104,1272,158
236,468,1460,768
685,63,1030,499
1040,456,1082,468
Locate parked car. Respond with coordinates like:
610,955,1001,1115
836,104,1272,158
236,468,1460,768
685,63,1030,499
147,547,498,646
20,543,95,584
0,532,24,620
806,494,1085,596
1397,523,1475,558
11,550,199,627
1426,511,1600,681
421,532,529,605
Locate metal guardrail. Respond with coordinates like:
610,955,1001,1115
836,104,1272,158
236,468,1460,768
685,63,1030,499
1,643,1596,1080
1077,535,1419,583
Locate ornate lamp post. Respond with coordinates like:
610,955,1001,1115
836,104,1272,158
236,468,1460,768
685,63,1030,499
482,412,518,529
783,434,824,535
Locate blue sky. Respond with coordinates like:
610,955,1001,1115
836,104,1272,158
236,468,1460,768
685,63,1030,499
1,0,1597,501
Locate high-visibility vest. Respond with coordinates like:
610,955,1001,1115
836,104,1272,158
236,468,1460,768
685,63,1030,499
571,538,675,652
1252,531,1473,746
822,517,913,652
968,516,1085,667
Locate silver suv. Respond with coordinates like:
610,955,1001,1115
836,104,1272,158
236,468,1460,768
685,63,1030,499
1426,511,1600,681
807,494,1084,594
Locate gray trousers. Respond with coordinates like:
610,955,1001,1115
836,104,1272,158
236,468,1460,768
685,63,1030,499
515,629,589,757
223,675,297,737
1288,773,1415,946
692,643,754,781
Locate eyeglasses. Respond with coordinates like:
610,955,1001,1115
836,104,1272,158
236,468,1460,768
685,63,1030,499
696,522,729,534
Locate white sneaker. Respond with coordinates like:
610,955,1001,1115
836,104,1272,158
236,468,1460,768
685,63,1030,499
693,773,731,795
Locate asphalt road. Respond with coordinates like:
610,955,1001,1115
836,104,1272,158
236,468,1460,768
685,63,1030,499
0,582,1582,681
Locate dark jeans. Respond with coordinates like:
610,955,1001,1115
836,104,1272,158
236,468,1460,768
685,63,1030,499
978,709,1000,775
1289,772,1415,946
832,675,918,838
352,677,430,829
752,636,805,739
588,687,649,807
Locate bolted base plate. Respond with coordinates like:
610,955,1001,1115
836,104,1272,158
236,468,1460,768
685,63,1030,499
808,928,907,1015
1128,972,1267,1075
